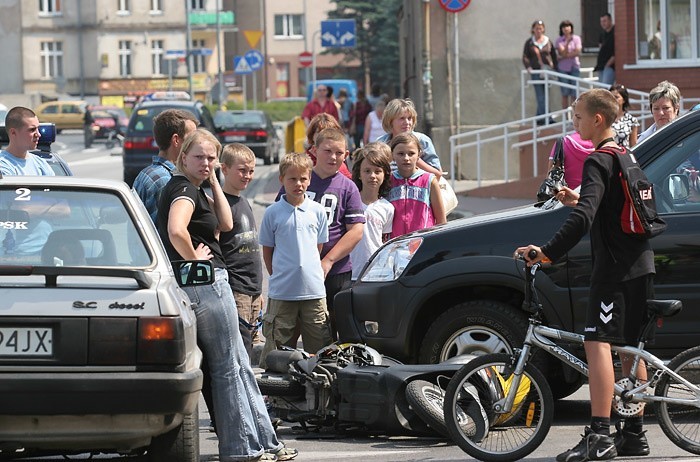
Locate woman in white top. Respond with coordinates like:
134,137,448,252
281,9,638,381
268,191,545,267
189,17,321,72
363,100,387,145
637,80,681,144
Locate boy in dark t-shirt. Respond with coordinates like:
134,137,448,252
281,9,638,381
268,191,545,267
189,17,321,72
219,144,263,359
516,89,655,461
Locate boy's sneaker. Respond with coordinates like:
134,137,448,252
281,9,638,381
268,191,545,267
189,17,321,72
556,427,617,462
612,421,650,456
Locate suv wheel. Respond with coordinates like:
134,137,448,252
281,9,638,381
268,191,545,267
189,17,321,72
418,300,528,364
264,148,273,165
148,405,200,462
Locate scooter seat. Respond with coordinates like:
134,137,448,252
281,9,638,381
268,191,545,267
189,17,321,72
266,349,304,373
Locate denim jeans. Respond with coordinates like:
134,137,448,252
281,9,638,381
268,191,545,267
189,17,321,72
599,66,615,86
184,268,282,461
532,73,546,117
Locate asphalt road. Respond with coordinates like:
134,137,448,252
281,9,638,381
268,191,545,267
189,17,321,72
16,132,698,461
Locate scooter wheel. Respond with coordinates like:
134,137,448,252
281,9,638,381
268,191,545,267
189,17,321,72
257,373,304,397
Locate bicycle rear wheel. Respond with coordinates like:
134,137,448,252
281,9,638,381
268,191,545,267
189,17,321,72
655,345,700,455
443,353,553,462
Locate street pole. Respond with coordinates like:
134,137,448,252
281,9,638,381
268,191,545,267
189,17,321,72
421,0,434,137
186,0,193,97
311,30,320,92
261,0,269,101
216,0,225,107
303,0,310,91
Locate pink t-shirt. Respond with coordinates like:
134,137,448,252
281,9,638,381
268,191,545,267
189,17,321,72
555,34,581,72
549,132,594,189
388,169,435,238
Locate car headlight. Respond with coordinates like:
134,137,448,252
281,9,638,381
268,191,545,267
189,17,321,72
360,237,423,282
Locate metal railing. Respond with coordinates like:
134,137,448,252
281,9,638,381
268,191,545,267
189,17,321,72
449,69,700,188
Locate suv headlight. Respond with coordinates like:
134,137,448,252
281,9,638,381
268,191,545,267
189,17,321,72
360,237,423,282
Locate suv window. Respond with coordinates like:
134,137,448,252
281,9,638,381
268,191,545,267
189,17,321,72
0,187,151,267
645,130,700,213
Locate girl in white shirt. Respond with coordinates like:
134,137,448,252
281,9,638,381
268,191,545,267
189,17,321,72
349,142,394,280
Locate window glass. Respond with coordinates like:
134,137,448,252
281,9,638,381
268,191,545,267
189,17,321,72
667,0,690,58
0,187,151,267
638,0,661,59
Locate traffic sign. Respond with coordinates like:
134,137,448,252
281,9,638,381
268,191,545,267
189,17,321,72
244,50,264,71
299,51,313,68
165,50,187,58
321,19,356,48
191,48,213,56
438,0,471,13
243,30,263,48
233,56,253,74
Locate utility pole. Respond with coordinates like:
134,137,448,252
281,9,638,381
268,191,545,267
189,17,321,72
186,0,193,97
216,0,225,107
421,0,434,137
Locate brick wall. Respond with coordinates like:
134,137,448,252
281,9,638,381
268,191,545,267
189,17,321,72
614,2,700,98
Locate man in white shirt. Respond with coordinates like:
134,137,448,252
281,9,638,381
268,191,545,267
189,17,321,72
0,106,54,176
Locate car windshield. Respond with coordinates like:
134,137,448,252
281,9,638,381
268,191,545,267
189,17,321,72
215,112,264,128
130,105,197,133
0,187,151,268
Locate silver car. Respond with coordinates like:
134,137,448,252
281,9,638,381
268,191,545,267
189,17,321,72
0,176,211,461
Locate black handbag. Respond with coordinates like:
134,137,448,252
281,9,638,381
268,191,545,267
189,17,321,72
537,137,567,202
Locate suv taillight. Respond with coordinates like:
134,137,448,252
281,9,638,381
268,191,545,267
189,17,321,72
124,136,154,150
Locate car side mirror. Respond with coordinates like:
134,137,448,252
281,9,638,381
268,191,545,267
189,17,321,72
666,173,690,203
172,260,214,287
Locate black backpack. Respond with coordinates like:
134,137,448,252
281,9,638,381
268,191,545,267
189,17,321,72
597,145,666,239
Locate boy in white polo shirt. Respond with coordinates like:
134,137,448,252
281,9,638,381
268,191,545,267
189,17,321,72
258,152,333,369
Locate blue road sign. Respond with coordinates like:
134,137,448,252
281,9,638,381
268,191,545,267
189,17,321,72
244,50,264,71
438,0,471,13
165,50,187,58
321,19,356,48
191,48,213,56
233,56,253,75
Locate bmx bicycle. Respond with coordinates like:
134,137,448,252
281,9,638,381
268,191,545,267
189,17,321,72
442,250,700,461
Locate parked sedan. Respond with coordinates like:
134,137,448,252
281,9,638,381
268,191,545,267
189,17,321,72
0,176,212,461
214,110,279,165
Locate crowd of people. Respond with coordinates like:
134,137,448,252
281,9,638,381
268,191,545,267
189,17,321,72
0,43,690,458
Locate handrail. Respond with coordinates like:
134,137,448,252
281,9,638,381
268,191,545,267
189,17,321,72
449,68,700,189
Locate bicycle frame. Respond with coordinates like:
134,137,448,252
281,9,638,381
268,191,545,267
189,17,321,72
493,263,700,416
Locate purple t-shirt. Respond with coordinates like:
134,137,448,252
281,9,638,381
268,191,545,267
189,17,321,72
307,171,366,275
555,34,581,72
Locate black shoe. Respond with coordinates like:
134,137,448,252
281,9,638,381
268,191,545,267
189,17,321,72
613,421,650,456
556,427,617,462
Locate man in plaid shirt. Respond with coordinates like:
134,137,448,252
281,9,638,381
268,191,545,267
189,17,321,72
133,109,197,224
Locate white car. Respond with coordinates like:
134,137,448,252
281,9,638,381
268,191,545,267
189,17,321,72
0,176,211,461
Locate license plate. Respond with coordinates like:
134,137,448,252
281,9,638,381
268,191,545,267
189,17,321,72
0,327,53,356
225,135,246,142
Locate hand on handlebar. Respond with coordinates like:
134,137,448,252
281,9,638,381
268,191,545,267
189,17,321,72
513,245,548,266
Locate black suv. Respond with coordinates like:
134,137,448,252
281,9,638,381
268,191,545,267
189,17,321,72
336,109,700,399
122,99,217,186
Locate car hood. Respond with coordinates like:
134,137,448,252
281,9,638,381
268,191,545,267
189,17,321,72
396,197,569,273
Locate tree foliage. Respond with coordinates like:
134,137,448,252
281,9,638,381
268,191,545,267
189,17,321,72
326,0,402,96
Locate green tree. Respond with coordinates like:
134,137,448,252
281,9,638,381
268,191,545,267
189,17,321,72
326,0,402,96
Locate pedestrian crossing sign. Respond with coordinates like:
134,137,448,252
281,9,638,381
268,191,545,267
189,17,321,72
234,56,253,74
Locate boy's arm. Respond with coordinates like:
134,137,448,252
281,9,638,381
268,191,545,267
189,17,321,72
429,176,447,225
320,222,363,277
262,245,274,275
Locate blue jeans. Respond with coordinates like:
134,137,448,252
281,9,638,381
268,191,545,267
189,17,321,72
184,268,282,461
559,67,580,97
599,66,615,85
532,73,546,117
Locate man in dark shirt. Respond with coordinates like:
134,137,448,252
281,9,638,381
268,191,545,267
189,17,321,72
595,13,616,85
517,89,654,461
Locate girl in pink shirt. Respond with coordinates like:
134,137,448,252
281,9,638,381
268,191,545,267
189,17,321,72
388,132,446,238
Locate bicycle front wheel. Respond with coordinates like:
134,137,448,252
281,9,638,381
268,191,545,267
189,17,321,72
443,354,553,462
655,345,700,455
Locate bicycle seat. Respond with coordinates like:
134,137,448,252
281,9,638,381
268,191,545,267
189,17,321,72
646,299,682,318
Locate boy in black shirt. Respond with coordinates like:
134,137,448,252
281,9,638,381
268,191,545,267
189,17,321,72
516,88,654,461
